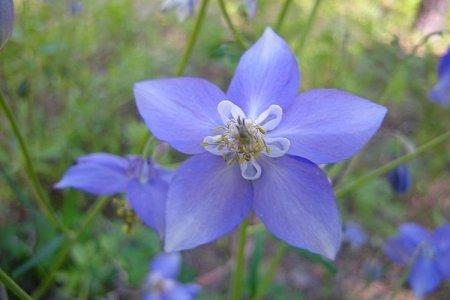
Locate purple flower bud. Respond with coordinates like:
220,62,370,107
0,0,14,50
387,164,412,195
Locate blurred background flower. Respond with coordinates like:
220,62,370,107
143,252,200,299
0,0,14,50
429,45,450,107
384,223,450,298
387,164,413,195
343,221,368,250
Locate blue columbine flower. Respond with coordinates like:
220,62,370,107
243,0,257,19
384,223,450,298
343,221,368,250
161,0,198,21
0,0,14,50
429,46,450,107
134,28,387,259
143,252,200,300
387,164,412,195
162,0,257,21
55,153,173,237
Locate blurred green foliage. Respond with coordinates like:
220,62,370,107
0,0,449,298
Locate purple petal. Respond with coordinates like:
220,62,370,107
253,155,341,259
227,27,300,118
55,153,128,195
343,221,368,249
150,252,181,279
271,89,387,164
437,46,450,78
383,223,429,266
428,71,450,107
77,153,129,171
126,178,168,237
164,154,253,251
244,0,257,19
134,77,225,154
155,165,175,184
162,284,199,300
408,252,442,298
431,224,450,279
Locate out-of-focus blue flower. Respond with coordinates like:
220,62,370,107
343,221,368,249
161,0,257,21
244,0,257,19
384,223,450,298
429,46,450,107
134,28,386,259
363,259,383,281
0,0,14,50
143,253,200,300
69,1,84,15
55,153,173,237
161,0,197,21
387,164,412,195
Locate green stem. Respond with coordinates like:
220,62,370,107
139,0,210,150
32,197,109,299
274,0,294,32
294,0,323,54
252,242,287,300
0,90,69,235
336,130,450,198
175,0,210,76
230,218,249,300
0,268,32,300
217,0,247,50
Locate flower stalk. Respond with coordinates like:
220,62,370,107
336,130,450,197
32,197,109,299
252,242,287,300
274,0,294,32
175,0,210,76
217,0,248,50
0,90,69,235
294,0,324,54
0,268,32,300
230,218,250,300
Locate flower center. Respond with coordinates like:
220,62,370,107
203,100,290,180
209,116,267,164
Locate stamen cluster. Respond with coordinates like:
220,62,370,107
206,116,267,164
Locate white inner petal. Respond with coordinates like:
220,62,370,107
217,100,246,124
254,104,283,131
240,159,261,180
203,135,227,156
263,137,290,157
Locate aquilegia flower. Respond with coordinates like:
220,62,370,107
134,28,386,259
387,164,412,195
143,252,200,300
0,0,14,50
161,0,197,21
343,221,368,250
162,0,257,21
384,223,450,298
55,153,172,237
429,46,450,107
